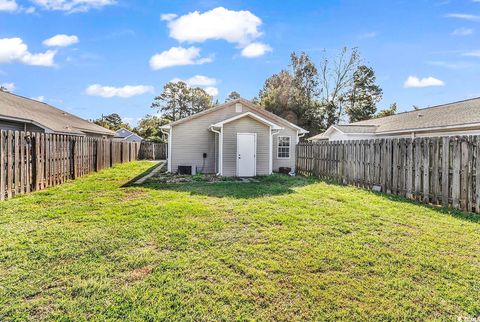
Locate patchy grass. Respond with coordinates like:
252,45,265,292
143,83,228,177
1,161,480,321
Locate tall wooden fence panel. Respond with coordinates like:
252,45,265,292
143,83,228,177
296,136,480,213
138,142,167,160
0,131,144,201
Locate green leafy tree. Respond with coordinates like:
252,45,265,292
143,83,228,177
151,81,213,121
257,53,324,134
376,103,397,118
93,113,131,131
189,87,214,114
134,115,170,142
225,91,241,102
345,65,383,122
257,48,364,135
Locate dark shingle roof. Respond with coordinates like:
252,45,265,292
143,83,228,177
0,91,114,136
351,97,480,133
309,97,480,140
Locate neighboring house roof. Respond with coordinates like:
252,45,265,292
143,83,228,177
309,97,480,140
114,128,143,141
0,91,115,136
161,98,309,134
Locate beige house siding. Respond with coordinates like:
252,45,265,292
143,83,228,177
272,127,298,171
171,122,216,174
169,101,305,175
222,117,270,176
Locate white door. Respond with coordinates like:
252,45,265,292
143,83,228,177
237,133,256,177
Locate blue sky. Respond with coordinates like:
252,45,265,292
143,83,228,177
1,0,479,125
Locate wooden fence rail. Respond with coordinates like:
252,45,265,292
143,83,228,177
296,136,480,213
138,142,167,160
0,130,147,201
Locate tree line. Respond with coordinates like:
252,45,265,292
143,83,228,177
93,47,397,139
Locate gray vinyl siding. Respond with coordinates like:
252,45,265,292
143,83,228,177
0,119,44,133
170,101,302,175
272,127,298,172
171,123,217,174
222,117,270,176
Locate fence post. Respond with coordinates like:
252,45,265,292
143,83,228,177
71,137,77,179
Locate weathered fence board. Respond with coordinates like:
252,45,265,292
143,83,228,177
138,142,167,160
0,131,163,201
297,136,480,214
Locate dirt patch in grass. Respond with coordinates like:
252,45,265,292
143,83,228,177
121,189,148,201
148,172,252,184
123,266,153,283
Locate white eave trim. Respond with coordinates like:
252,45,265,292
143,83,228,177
375,122,480,135
211,112,284,130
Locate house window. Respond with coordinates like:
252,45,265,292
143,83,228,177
277,136,291,159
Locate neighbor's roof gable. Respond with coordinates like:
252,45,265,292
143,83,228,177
0,91,115,136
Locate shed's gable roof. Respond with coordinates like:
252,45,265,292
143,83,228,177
161,98,308,133
211,112,283,130
0,91,115,136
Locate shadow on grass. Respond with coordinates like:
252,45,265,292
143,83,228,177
380,193,480,224
138,174,319,199
322,179,480,224
122,161,164,187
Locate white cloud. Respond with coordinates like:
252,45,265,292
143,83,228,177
445,13,480,21
166,7,263,46
451,27,474,36
160,13,177,21
404,76,445,88
32,95,45,102
359,32,378,39
43,34,79,47
122,117,141,127
0,0,18,11
149,46,212,70
0,38,56,67
204,86,219,96
427,61,472,69
31,0,116,13
85,84,154,98
241,42,272,57
184,75,217,86
462,50,480,57
1,82,15,91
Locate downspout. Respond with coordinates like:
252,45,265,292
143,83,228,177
160,127,172,172
210,126,222,176
270,129,281,175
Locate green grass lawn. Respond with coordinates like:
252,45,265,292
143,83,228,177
1,161,480,321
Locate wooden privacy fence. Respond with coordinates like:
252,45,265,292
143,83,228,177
0,130,142,201
138,142,167,160
297,136,480,213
